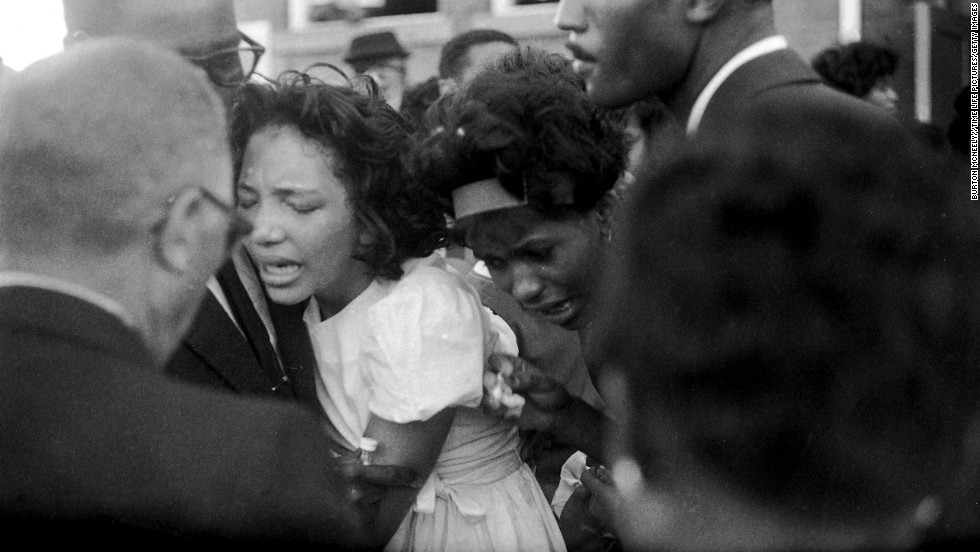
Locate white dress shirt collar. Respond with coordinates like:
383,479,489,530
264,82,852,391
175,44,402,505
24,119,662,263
686,35,789,136
0,271,136,328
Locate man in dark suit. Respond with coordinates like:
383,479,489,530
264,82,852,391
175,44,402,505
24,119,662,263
62,0,323,413
0,37,414,546
554,0,907,139
539,0,919,540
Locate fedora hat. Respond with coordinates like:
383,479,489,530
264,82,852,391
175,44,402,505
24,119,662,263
344,31,409,66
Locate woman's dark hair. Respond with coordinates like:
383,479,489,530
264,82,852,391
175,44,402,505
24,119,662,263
232,69,448,280
812,41,898,98
399,75,441,130
412,47,626,218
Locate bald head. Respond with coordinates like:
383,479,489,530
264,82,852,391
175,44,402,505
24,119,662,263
0,65,12,91
63,0,248,109
0,38,229,260
63,0,238,53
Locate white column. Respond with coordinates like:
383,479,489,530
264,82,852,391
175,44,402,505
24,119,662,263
914,1,932,123
289,0,318,30
839,0,862,43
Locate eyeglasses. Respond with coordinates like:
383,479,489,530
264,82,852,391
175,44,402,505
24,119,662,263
184,31,266,88
153,187,254,254
196,187,254,250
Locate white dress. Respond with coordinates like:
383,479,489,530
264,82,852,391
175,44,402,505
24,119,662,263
306,254,566,552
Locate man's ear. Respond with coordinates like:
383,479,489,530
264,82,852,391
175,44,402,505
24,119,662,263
155,191,205,273
63,30,93,49
590,199,614,244
685,0,728,24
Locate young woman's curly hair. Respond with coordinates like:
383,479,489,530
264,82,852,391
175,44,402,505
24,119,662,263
231,68,448,280
412,47,626,218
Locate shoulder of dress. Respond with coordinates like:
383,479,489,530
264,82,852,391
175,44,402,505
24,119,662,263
395,258,469,294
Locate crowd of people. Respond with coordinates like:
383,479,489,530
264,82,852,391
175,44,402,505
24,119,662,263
1,0,975,550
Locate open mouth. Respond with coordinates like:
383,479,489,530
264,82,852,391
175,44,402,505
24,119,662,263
530,298,577,327
258,261,302,286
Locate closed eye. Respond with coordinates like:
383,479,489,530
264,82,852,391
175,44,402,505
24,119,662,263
516,247,551,262
482,257,507,272
289,203,320,214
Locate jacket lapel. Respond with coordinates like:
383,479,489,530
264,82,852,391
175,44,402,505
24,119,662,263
181,286,283,393
215,260,293,395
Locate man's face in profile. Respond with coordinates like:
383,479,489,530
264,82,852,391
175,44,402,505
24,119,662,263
361,56,407,109
556,0,698,108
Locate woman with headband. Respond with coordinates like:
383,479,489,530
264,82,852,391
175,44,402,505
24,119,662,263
413,47,628,459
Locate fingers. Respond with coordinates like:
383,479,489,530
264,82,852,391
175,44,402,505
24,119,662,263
348,484,381,526
346,463,422,489
499,356,559,398
580,466,613,495
506,358,532,390
482,359,526,419
351,481,382,505
493,354,536,391
581,466,620,529
339,465,418,526
487,353,550,394
487,353,517,377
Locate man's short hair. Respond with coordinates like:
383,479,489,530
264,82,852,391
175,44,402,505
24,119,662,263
812,41,898,98
438,29,517,81
0,38,228,257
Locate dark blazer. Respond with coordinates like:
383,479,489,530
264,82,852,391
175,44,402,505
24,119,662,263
697,47,909,144
0,286,366,547
166,259,323,416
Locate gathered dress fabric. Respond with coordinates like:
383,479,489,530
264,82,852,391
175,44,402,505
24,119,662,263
305,253,566,552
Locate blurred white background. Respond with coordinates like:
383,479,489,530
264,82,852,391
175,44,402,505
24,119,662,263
0,0,66,70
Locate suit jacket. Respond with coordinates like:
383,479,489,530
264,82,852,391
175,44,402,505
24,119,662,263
0,286,367,547
696,47,910,145
166,257,323,416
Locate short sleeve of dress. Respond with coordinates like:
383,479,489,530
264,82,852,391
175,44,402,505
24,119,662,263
363,270,485,423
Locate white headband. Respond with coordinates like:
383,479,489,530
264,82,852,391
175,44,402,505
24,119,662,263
451,178,525,219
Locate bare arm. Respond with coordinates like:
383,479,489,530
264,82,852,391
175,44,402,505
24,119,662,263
359,407,456,546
